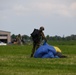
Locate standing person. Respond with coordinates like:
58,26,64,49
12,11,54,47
30,26,47,57
16,34,22,45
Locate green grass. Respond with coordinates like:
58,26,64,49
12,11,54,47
0,43,76,75
48,40,76,45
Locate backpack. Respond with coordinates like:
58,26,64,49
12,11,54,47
31,29,40,42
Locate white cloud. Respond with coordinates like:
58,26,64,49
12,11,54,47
0,0,76,18
31,3,53,11
70,2,76,10
28,2,71,17
69,2,76,17
11,1,76,17
12,4,30,16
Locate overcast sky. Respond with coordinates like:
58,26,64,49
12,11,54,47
0,0,76,37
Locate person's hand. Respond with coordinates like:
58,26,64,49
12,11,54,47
43,39,47,45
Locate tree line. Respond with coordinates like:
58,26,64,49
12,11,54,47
11,34,76,43
46,34,76,41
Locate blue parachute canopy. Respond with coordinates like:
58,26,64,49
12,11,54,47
34,42,59,58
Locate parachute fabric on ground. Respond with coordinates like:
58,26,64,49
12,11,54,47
34,42,59,58
54,46,61,53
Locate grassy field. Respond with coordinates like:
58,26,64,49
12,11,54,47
0,41,76,75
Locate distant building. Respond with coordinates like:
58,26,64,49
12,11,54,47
0,30,11,43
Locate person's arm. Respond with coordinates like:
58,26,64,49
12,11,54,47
41,32,47,42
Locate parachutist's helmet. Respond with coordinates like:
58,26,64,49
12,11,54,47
40,26,44,31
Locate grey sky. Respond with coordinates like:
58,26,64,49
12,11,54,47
0,0,76,37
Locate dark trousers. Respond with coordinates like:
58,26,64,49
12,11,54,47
31,41,41,57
